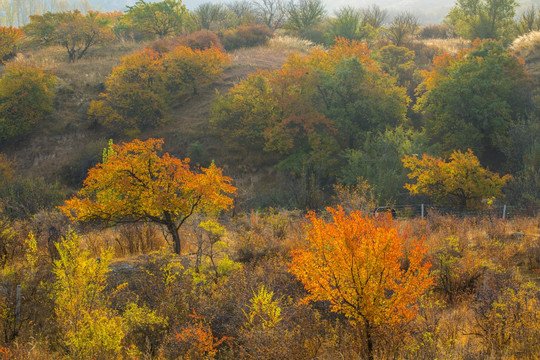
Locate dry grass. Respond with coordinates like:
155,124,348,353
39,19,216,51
20,42,145,88
419,38,472,55
267,35,321,54
80,223,168,258
511,31,540,61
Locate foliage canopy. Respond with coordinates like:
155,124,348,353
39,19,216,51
289,207,433,359
127,0,187,38
402,149,512,210
0,61,56,142
415,40,532,168
60,138,236,255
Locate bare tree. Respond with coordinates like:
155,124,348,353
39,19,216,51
253,0,286,32
362,4,388,29
227,0,257,26
286,0,325,34
386,11,419,46
193,2,229,30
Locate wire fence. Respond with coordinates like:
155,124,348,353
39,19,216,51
376,203,540,220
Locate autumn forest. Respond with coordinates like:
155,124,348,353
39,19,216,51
0,0,538,359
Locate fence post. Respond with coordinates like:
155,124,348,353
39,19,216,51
502,204,507,220
421,204,424,220
15,284,21,325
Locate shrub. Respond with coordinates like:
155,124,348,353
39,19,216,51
511,30,540,60
221,24,272,51
419,24,455,39
148,30,224,53
52,231,124,359
90,45,229,134
0,27,23,62
0,176,65,219
88,49,167,134
176,30,225,52
0,61,56,142
162,45,230,99
473,281,540,357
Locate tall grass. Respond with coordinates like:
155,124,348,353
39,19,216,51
511,31,540,60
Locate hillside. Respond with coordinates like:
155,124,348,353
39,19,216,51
1,40,297,192
0,4,538,357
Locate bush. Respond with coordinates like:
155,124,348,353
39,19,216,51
90,45,229,134
162,46,230,99
0,177,65,219
177,30,225,52
419,24,456,39
0,61,56,142
148,31,224,53
88,49,167,134
0,27,23,62
52,232,124,359
221,24,272,51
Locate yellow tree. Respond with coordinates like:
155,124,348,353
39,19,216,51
289,207,433,360
52,231,123,359
60,138,236,255
402,149,512,210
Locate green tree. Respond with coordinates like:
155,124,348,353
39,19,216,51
446,0,518,43
328,7,363,41
24,11,76,46
286,0,326,35
415,40,532,169
24,10,114,61
340,127,430,202
192,3,230,30
0,61,56,142
127,0,187,38
376,45,415,88
54,10,115,62
212,38,409,175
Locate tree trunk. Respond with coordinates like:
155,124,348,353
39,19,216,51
169,225,181,255
365,319,374,360
164,211,181,255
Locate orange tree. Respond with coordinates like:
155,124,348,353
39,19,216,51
212,38,408,173
60,138,236,255
0,27,23,62
402,149,512,210
89,45,229,134
289,207,433,359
